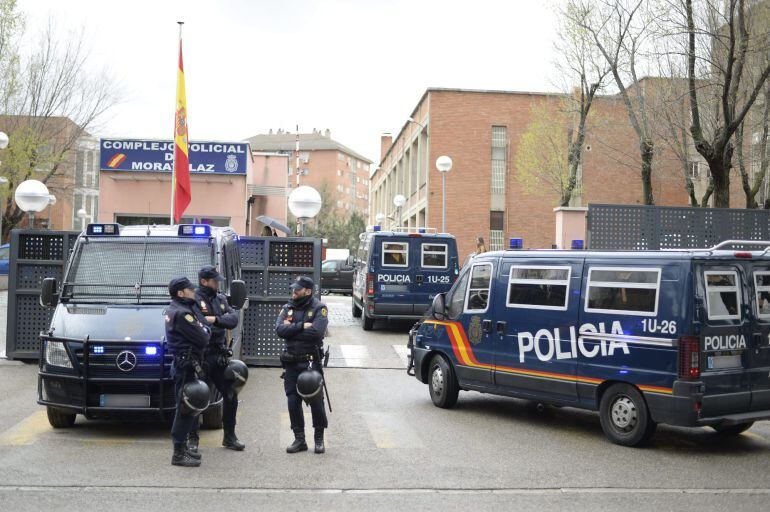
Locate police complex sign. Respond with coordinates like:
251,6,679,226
100,139,248,175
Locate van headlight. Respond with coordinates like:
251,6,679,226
45,341,73,368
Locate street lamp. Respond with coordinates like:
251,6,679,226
0,131,8,150
288,185,322,236
14,179,50,228
393,194,406,228
375,212,385,226
435,155,452,233
77,207,87,231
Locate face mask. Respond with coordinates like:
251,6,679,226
292,293,311,307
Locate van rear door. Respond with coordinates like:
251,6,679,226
411,238,458,315
746,262,770,410
695,262,751,416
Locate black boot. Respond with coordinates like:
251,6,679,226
223,429,245,451
172,443,201,467
186,432,201,460
286,429,307,453
314,428,325,454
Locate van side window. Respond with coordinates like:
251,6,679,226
322,260,339,272
705,271,741,320
755,272,770,318
382,242,408,267
585,267,661,316
465,263,492,312
447,271,470,318
507,266,570,310
422,244,448,268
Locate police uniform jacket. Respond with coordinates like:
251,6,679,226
195,285,239,349
165,297,211,357
275,296,328,356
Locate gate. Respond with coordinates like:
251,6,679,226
587,204,770,250
5,229,79,360
238,236,322,366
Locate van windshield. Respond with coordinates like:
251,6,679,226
62,237,214,304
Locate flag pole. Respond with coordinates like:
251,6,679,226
171,21,183,225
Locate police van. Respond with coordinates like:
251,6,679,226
37,223,247,428
351,227,459,330
408,240,770,446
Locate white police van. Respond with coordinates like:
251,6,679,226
408,239,770,446
37,223,246,428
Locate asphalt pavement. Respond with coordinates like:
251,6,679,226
1,295,770,511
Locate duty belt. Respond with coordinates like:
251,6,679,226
280,351,317,363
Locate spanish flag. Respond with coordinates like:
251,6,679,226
172,27,190,224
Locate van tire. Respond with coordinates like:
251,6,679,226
352,301,362,318
201,401,223,430
362,311,374,331
428,355,459,409
46,406,76,428
598,383,656,447
711,422,754,436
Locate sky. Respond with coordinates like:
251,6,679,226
18,0,561,165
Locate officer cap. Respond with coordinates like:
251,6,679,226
169,276,195,296
198,265,223,281
290,275,315,291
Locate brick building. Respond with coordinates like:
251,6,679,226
246,129,373,215
371,86,747,258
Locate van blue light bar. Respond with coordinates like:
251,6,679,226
571,239,584,250
509,238,523,249
373,225,381,231
178,224,211,237
145,346,158,356
86,224,119,236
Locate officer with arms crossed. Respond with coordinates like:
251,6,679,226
165,277,211,467
187,265,246,453
276,276,329,454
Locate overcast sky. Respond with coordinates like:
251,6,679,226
19,0,561,164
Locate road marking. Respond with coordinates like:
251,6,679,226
363,412,422,449
0,411,50,446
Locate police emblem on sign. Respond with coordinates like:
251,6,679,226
225,154,238,172
468,316,483,345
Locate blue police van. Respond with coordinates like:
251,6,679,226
37,223,247,428
408,240,770,446
351,227,459,330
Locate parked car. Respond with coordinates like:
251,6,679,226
321,259,354,295
0,243,9,275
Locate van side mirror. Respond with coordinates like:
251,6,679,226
431,293,447,319
346,255,355,267
40,277,58,308
228,280,247,309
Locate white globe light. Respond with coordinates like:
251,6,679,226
14,180,51,213
436,155,453,173
375,213,386,223
77,208,87,219
393,194,406,208
0,131,8,150
288,185,322,219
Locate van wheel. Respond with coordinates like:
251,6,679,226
201,401,223,430
598,383,656,447
362,311,374,331
321,289,330,296
711,422,754,436
352,301,362,318
46,406,76,428
428,355,459,409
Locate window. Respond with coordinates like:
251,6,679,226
507,266,571,310
490,211,504,231
688,161,701,180
705,271,741,320
422,244,448,268
382,242,408,267
585,267,661,316
754,272,770,318
322,260,339,272
0,245,9,260
491,126,507,194
465,263,492,312
447,271,470,318
489,230,504,251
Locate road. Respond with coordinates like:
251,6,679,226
1,295,770,511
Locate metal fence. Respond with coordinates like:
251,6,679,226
587,204,770,250
237,236,322,366
5,229,79,360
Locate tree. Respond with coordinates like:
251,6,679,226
736,77,770,208
0,4,119,240
684,0,770,207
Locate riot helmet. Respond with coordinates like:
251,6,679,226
224,359,249,395
296,368,324,404
180,379,210,416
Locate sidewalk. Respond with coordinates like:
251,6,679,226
0,290,7,360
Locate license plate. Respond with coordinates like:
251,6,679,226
707,355,742,370
99,394,150,408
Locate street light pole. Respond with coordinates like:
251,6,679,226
435,156,452,233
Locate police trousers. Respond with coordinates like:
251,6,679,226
283,361,328,431
170,363,198,445
191,351,238,434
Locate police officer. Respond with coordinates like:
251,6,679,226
187,265,245,453
276,276,329,454
165,276,210,467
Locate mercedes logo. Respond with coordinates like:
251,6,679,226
116,350,137,372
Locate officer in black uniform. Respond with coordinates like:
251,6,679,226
187,265,245,453
276,276,329,454
165,276,210,467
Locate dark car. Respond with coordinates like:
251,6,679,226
0,243,9,275
321,259,354,295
